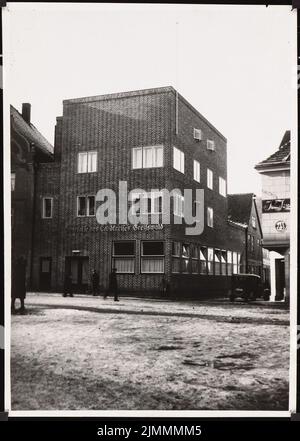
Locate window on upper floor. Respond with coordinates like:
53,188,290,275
173,147,185,173
193,128,202,141
11,173,16,192
207,206,214,228
130,191,163,215
207,139,215,151
193,160,200,183
219,177,226,197
132,145,163,169
78,151,97,173
173,192,184,217
42,197,53,219
207,168,213,190
252,215,256,228
77,195,95,217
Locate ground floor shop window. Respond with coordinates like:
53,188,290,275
207,247,214,275
227,251,233,275
233,252,238,274
221,250,227,275
172,241,181,273
112,241,135,273
141,241,164,273
200,247,207,274
214,249,221,275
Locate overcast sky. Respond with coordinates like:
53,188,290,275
4,3,296,195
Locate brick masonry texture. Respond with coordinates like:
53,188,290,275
31,87,263,296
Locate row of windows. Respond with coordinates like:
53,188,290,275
41,195,215,228
76,147,227,197
110,240,241,275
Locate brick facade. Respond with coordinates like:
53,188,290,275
30,87,262,297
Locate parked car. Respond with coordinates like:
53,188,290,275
229,273,266,302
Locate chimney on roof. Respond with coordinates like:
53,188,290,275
22,103,31,124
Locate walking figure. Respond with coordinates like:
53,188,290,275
105,267,119,301
91,269,99,296
63,272,73,297
11,256,27,314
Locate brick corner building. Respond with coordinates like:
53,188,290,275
16,87,263,297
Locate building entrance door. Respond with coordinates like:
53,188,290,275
65,256,89,292
275,258,285,301
39,257,52,290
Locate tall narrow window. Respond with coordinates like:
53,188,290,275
207,207,214,227
77,197,86,217
193,160,200,183
42,197,53,219
173,193,184,217
141,241,164,273
78,151,97,173
227,251,233,275
172,241,181,273
207,168,213,189
200,247,207,274
207,247,214,275
11,173,16,192
173,147,185,173
219,177,226,197
112,241,135,274
214,249,221,275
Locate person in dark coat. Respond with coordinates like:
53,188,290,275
63,272,73,297
11,256,27,314
91,269,99,296
105,267,119,301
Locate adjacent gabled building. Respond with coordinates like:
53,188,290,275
11,104,53,285
255,130,290,301
227,193,263,276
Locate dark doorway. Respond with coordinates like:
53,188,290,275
39,257,52,290
275,258,285,301
65,256,89,293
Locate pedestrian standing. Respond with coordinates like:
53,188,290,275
63,272,73,297
105,267,119,301
91,269,99,296
11,256,27,314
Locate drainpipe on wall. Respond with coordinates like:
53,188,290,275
29,143,37,289
245,226,248,273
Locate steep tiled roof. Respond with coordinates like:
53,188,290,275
11,105,53,156
255,131,290,169
227,193,254,225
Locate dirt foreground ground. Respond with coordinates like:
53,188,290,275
10,293,289,411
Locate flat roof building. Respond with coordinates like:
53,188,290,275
14,87,263,297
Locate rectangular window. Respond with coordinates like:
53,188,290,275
42,197,53,219
227,251,233,275
219,177,226,197
173,193,184,217
112,241,135,274
200,246,207,275
252,215,256,228
77,196,95,217
207,207,214,228
132,145,163,169
172,241,180,273
207,247,214,275
193,160,200,183
191,244,199,274
173,147,185,173
78,151,97,173
214,249,221,275
11,173,16,191
207,168,213,190
193,128,202,140
232,252,238,274
221,250,227,275
207,139,215,151
141,241,164,273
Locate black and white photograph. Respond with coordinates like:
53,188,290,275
2,2,297,416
